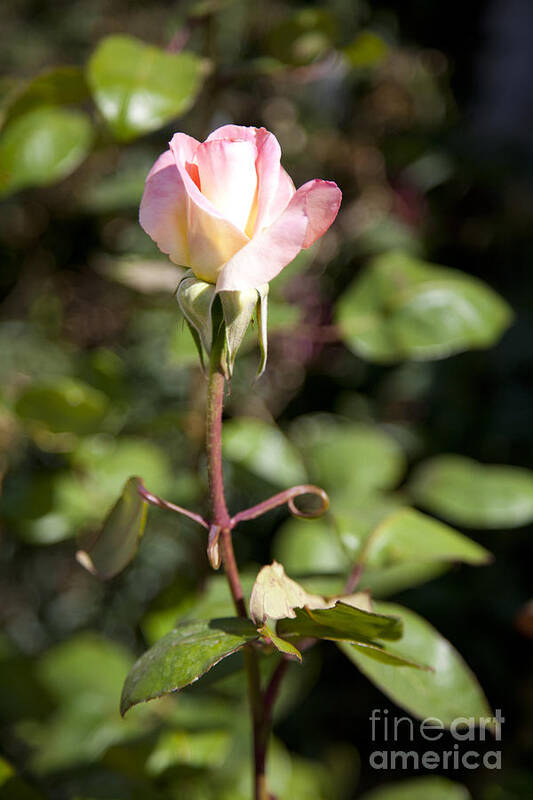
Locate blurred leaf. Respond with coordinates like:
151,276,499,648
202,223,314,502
364,508,492,567
265,9,337,66
359,776,471,800
332,493,407,559
336,251,513,363
20,437,171,544
76,476,147,579
0,757,45,799
98,256,184,294
1,66,89,127
358,562,448,599
121,618,259,715
343,31,388,68
0,107,93,195
142,572,257,645
0,322,73,386
273,517,347,576
147,728,231,774
79,150,158,212
291,415,405,495
223,417,307,487
87,35,207,141
409,455,533,528
340,602,493,726
16,634,151,773
15,379,109,435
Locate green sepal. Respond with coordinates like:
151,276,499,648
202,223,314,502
256,284,269,378
175,272,216,357
176,273,270,378
219,287,259,378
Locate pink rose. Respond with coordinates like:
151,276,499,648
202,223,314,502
139,124,341,291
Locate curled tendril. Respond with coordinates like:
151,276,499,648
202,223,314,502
137,483,209,529
231,484,330,528
287,486,330,519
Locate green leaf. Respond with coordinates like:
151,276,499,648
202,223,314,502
365,508,492,567
20,437,171,544
265,9,337,67
291,415,405,495
278,601,403,644
15,634,151,773
409,455,533,528
76,476,147,579
358,776,471,800
273,517,347,576
120,618,259,715
336,251,513,363
87,35,207,141
223,417,307,488
1,66,89,127
343,31,388,68
0,107,93,195
15,379,109,435
259,619,303,662
359,562,448,599
146,728,232,774
340,602,493,727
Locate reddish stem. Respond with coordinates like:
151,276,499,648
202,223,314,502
205,366,266,800
137,483,209,529
231,484,329,527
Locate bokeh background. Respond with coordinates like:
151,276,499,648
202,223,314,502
1,1,532,798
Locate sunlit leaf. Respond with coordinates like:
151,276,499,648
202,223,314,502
273,517,347,576
250,561,315,624
223,417,307,487
291,415,405,495
120,618,259,715
409,455,533,528
341,602,493,726
87,35,207,141
365,508,492,567
0,107,93,195
76,476,147,579
336,251,513,363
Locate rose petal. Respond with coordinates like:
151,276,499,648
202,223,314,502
216,179,341,291
170,133,249,283
301,179,342,248
205,125,288,234
195,139,258,231
139,149,190,266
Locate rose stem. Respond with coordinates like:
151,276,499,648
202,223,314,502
205,362,267,800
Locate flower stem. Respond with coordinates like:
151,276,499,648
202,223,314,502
205,365,267,800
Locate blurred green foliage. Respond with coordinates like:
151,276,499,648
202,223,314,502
0,0,532,799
